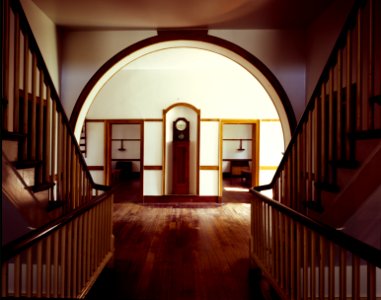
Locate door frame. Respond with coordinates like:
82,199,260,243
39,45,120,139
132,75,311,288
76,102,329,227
105,119,144,201
219,119,260,196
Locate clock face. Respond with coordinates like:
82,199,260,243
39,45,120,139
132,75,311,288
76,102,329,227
175,119,187,131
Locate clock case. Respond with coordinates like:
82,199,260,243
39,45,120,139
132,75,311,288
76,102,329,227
173,117,190,141
172,117,190,194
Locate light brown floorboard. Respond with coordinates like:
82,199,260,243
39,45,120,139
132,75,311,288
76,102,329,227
87,202,259,300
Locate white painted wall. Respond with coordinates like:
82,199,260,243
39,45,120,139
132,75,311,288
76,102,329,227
20,0,60,93
85,48,284,195
210,29,306,120
144,122,163,165
87,50,278,120
60,29,307,121
21,0,354,123
200,122,219,166
85,122,105,184
60,30,156,116
144,122,163,195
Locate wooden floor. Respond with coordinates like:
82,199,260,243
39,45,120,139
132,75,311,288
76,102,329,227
87,179,276,300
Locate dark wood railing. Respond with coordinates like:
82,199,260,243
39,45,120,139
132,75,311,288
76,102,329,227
257,0,381,212
250,190,381,300
1,0,108,211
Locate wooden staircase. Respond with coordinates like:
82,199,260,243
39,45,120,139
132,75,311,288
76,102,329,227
316,129,381,228
1,1,114,298
256,0,381,229
250,0,381,298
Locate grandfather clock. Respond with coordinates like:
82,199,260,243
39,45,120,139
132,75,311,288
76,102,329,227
172,118,190,194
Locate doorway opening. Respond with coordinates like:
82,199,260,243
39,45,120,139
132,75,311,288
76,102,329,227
107,121,143,203
221,120,259,203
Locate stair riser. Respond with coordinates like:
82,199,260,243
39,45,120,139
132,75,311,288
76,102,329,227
335,168,357,191
33,190,50,205
320,190,337,209
355,139,381,163
2,140,18,162
17,168,35,187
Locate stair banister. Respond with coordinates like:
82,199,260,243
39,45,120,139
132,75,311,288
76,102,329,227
2,0,114,297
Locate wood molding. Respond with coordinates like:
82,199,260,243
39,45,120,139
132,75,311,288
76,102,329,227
220,119,260,194
144,118,163,122
260,119,280,122
144,165,162,170
162,102,201,196
84,119,106,123
163,102,200,114
88,166,104,171
143,195,218,203
201,118,220,122
106,119,144,124
200,166,219,170
112,158,141,161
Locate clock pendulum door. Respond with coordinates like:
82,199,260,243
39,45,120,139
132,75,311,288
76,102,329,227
172,118,190,194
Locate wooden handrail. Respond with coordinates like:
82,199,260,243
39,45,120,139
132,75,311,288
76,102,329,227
250,188,381,268
250,0,381,296
262,0,366,193
1,192,114,298
259,0,381,213
2,1,114,297
250,189,380,300
9,0,99,190
1,190,112,263
2,0,110,212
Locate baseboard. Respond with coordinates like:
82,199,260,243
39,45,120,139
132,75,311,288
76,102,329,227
143,195,219,204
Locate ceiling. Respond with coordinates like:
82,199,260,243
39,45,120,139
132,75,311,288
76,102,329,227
32,0,334,30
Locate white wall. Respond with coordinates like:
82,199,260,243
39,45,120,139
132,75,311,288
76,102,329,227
20,0,60,93
144,122,163,195
85,122,105,184
87,70,278,120
60,30,156,116
199,121,219,196
85,48,283,196
59,29,307,121
21,0,354,124
210,29,306,121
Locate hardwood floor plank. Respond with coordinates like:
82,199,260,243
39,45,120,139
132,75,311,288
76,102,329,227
87,201,275,300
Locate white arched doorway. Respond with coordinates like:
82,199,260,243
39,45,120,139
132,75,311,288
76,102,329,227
73,40,292,144
74,40,291,201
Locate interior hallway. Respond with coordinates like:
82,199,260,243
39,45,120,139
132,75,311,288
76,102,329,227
87,181,277,299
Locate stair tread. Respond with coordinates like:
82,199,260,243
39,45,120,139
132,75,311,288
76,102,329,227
28,181,55,193
12,160,42,169
329,159,360,169
350,129,381,140
2,130,26,141
306,200,324,213
369,94,381,105
315,181,340,193
46,200,65,212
